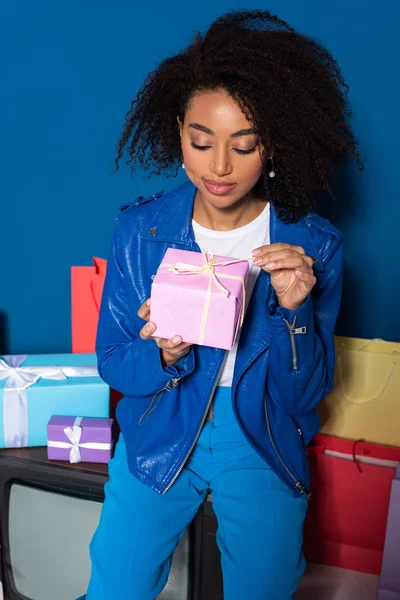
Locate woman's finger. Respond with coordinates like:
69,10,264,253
157,336,186,351
139,321,192,358
139,320,157,340
292,262,314,276
259,256,308,271
295,270,317,289
253,249,313,268
301,255,314,267
137,298,151,321
160,343,191,367
169,343,192,358
253,248,296,264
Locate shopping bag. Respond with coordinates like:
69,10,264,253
378,466,400,598
71,257,123,419
317,337,400,446
71,257,107,353
303,434,400,575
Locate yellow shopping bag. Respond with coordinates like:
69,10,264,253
317,337,400,446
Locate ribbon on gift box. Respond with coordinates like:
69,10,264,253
0,355,100,448
162,250,251,345
47,417,113,464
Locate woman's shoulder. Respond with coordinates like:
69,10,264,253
118,189,165,216
115,188,167,232
300,211,343,266
115,180,193,234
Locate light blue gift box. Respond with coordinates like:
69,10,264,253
0,353,109,448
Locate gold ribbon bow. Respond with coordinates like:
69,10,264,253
162,250,248,345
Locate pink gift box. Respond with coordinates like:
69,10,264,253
150,248,249,350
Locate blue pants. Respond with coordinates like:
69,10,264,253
81,387,307,599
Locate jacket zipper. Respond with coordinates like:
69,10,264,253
138,377,181,426
263,392,310,499
162,351,229,494
283,316,306,371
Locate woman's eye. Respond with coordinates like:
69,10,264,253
234,147,257,155
191,142,211,151
190,141,257,155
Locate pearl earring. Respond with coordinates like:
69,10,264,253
268,156,275,178
182,162,185,170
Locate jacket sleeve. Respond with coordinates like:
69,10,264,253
265,239,343,416
95,214,195,398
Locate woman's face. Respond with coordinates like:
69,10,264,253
178,90,268,209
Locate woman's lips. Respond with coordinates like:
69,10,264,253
202,179,237,196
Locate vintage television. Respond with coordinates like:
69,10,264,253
0,447,196,600
0,448,375,600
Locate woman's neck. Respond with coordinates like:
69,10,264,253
192,190,267,231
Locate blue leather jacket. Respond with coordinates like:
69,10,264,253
96,180,343,499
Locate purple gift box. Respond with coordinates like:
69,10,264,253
47,415,114,464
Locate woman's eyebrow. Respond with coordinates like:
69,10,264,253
188,123,255,137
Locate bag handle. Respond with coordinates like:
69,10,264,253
337,338,398,404
90,280,101,314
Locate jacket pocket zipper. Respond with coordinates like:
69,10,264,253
162,351,229,494
264,392,310,499
138,377,181,426
283,316,306,371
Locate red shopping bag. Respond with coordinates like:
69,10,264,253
71,257,124,419
71,257,107,353
303,434,400,575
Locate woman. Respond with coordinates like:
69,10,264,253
80,9,363,600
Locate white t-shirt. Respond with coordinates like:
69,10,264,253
192,202,270,387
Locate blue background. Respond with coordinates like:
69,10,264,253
1,1,399,354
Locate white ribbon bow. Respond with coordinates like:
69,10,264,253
0,355,99,448
169,250,232,297
48,417,113,464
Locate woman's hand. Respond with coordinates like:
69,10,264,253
137,299,192,367
252,243,317,311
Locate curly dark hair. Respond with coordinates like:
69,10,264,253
113,9,364,223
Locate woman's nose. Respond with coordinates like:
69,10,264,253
210,149,233,178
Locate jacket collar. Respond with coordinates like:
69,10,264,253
142,179,324,272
